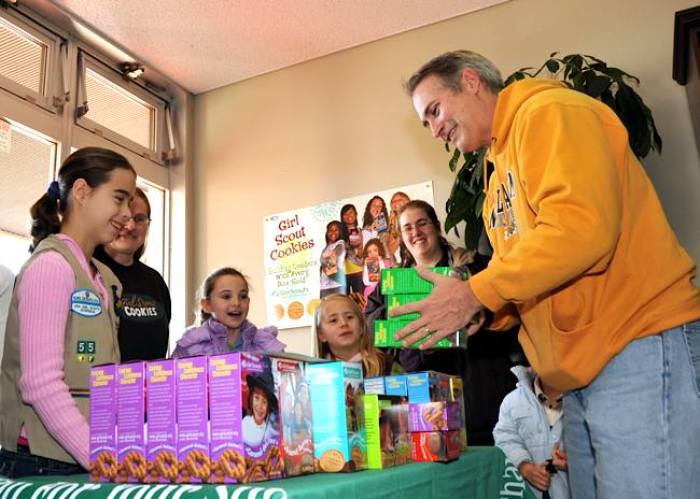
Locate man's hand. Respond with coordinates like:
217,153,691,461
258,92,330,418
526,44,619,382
390,267,485,349
518,462,551,492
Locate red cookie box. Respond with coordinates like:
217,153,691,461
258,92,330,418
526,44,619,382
208,353,244,484
176,356,210,483
89,364,117,483
411,430,461,462
117,361,147,483
146,359,178,483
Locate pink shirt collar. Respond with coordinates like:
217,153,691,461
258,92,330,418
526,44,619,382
56,233,109,305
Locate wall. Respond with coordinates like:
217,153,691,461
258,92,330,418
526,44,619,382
193,0,700,354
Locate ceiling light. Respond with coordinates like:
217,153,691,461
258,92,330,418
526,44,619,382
118,62,145,80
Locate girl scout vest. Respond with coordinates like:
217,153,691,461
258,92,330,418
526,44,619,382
0,235,121,464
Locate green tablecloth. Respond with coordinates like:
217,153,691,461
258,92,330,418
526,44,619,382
0,447,535,499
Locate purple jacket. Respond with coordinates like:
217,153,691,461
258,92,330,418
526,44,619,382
172,319,285,357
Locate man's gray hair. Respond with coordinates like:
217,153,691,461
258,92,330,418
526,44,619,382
405,50,504,95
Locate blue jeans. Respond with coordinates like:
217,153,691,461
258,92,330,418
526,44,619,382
563,321,700,499
0,445,85,478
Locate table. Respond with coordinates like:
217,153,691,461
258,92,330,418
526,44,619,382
0,447,536,499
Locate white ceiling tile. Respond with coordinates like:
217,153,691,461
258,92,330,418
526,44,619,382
53,0,508,94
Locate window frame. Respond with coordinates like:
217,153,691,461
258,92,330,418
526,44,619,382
0,8,63,113
76,51,168,165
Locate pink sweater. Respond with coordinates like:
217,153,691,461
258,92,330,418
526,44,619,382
17,234,109,468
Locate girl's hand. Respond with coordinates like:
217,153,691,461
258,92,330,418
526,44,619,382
518,462,551,492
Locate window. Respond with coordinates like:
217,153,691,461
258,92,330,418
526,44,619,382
0,118,58,273
0,3,182,333
0,17,46,94
77,54,167,163
84,67,156,150
0,10,61,111
136,179,168,279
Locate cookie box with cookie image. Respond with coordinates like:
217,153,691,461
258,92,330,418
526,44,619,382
269,353,320,477
406,371,453,403
364,394,411,469
307,361,367,472
117,361,147,483
208,353,245,484
408,401,463,432
146,359,178,483
176,356,211,483
89,364,118,483
240,353,284,483
411,430,462,462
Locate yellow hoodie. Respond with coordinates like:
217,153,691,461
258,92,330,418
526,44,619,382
469,79,700,391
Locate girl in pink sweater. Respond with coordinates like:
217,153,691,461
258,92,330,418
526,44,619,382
0,148,135,478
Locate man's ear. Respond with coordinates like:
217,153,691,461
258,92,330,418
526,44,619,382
460,68,481,93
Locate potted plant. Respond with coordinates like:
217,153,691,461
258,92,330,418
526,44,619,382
444,53,663,251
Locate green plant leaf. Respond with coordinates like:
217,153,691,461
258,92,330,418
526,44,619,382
586,74,611,98
545,59,560,74
463,210,482,251
474,192,485,218
572,70,587,91
562,54,583,81
448,148,461,172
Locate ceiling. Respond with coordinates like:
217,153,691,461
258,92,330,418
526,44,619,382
51,0,507,94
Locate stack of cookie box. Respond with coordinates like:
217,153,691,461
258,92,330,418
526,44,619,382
363,375,412,469
89,353,287,484
366,372,466,463
373,267,468,349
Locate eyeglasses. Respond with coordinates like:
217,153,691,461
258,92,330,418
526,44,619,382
400,218,432,235
128,214,151,226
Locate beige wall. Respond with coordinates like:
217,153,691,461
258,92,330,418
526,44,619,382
193,0,700,354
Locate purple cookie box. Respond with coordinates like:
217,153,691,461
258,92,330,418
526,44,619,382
117,362,146,483
89,364,117,482
408,401,462,432
176,356,210,483
209,353,244,484
146,359,177,483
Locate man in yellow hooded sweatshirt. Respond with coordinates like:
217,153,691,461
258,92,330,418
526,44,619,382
393,50,700,499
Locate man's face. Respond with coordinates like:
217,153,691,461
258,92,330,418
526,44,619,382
411,70,493,153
